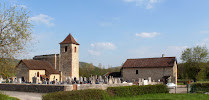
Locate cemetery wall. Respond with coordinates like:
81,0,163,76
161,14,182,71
0,83,132,93
77,83,133,90
0,83,73,93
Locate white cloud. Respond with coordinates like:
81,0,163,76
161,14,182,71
88,50,101,56
136,32,160,38
123,0,162,9
88,42,116,56
90,42,116,50
30,14,55,27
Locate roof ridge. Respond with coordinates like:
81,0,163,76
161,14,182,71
127,57,176,60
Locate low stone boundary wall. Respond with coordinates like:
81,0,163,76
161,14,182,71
0,83,132,93
77,83,133,90
0,83,73,93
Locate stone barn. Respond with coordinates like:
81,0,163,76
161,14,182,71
16,33,80,82
121,56,177,84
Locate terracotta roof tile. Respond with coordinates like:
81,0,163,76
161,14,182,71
18,60,59,75
59,33,79,45
122,57,176,68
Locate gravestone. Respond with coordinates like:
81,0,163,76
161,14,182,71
92,77,95,84
32,77,37,84
148,77,152,83
108,77,113,84
114,78,118,84
143,80,148,85
80,77,83,83
18,78,22,84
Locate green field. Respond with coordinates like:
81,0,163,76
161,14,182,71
110,93,209,100
0,93,19,100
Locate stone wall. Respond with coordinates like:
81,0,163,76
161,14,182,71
71,44,79,79
33,54,60,71
60,44,79,81
0,83,132,93
0,83,72,93
77,83,133,90
122,67,173,82
16,63,29,82
29,70,45,83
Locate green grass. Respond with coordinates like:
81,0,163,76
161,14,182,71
110,93,209,100
0,93,19,100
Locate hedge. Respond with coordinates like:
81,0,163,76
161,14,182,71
42,89,109,100
107,84,169,97
191,83,209,93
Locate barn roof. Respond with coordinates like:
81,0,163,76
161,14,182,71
17,60,59,75
122,57,176,68
59,33,79,45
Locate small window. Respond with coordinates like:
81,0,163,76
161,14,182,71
37,72,39,77
65,46,67,52
136,70,138,74
75,47,76,53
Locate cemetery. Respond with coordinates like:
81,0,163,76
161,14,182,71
0,75,164,93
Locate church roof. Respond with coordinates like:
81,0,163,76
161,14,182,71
59,33,79,45
17,60,59,75
122,57,176,68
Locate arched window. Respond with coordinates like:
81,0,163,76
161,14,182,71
75,47,76,53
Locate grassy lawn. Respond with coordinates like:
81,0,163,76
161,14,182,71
110,93,209,100
0,93,19,100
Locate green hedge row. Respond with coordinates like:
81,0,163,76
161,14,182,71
43,84,169,100
107,84,169,97
42,89,109,100
191,83,209,93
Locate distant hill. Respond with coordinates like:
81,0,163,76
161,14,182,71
79,62,121,77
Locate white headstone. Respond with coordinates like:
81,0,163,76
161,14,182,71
18,78,22,84
148,77,152,83
108,78,113,84
143,80,148,85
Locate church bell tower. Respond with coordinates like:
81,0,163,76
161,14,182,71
59,33,79,81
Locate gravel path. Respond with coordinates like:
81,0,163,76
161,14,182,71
0,91,44,100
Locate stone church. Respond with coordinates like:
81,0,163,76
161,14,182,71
16,33,79,83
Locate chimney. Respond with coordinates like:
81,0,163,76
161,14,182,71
162,54,165,57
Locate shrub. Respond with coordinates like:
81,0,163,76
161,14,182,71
43,89,109,100
191,82,209,93
107,84,169,97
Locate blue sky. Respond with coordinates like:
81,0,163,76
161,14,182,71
3,0,209,67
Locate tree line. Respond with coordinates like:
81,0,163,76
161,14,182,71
178,46,209,81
